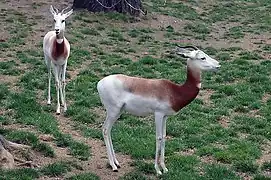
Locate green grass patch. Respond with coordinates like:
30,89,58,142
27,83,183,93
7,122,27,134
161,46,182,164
40,161,71,177
0,168,39,180
0,60,22,75
203,164,240,180
233,160,258,173
225,26,245,39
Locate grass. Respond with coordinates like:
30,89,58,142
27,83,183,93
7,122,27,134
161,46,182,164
40,161,71,177
1,0,271,179
0,161,82,179
0,60,22,75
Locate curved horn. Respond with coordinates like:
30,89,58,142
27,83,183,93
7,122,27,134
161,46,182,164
53,6,59,14
61,7,70,14
176,45,198,50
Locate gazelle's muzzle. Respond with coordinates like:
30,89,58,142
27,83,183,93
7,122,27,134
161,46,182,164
211,64,221,72
55,29,60,35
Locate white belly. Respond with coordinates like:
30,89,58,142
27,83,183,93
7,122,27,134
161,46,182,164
123,93,175,116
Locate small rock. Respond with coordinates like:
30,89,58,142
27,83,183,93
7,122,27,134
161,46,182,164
143,52,149,55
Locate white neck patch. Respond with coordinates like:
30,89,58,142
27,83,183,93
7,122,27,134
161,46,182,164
197,83,202,89
56,39,64,43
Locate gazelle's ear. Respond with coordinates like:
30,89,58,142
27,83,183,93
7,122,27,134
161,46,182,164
64,9,73,18
50,5,56,15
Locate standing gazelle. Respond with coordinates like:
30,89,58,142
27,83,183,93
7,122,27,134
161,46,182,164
43,5,73,114
97,46,220,175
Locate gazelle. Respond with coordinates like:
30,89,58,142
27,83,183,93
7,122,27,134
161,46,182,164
43,5,73,114
97,46,220,175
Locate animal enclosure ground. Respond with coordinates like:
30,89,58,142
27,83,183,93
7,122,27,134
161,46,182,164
0,0,271,179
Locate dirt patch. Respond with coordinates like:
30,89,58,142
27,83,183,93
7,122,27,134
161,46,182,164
197,89,214,106
200,155,217,164
176,148,196,156
0,75,19,85
218,116,230,128
236,172,252,180
262,93,271,104
124,13,188,32
256,140,271,166
263,170,271,178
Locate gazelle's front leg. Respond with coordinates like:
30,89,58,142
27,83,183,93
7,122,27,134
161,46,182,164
154,112,164,175
60,62,67,112
160,116,168,173
52,64,61,114
45,57,52,105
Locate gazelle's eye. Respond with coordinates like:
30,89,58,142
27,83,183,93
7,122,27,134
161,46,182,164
201,57,206,60
54,19,56,22
62,20,65,23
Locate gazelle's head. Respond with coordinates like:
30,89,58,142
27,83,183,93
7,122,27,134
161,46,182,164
50,5,73,35
176,45,220,71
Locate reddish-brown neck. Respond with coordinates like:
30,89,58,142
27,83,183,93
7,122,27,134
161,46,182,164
52,38,67,60
169,65,201,112
184,66,201,88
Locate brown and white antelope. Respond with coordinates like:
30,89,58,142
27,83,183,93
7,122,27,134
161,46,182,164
43,5,73,114
97,46,220,175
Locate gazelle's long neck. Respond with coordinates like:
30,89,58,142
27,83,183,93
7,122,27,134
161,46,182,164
169,61,201,112
184,60,201,89
52,31,67,60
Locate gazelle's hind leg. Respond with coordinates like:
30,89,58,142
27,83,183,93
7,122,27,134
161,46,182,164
102,106,123,171
45,56,52,105
154,112,165,175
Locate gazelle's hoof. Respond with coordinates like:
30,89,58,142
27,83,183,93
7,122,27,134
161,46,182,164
155,165,162,175
163,167,168,173
56,111,61,115
112,165,118,172
114,160,120,168
156,170,162,175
